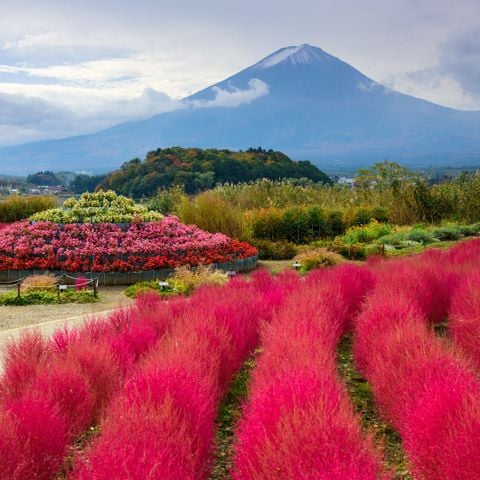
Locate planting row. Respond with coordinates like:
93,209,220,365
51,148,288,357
0,271,287,479
2,239,480,478
233,264,389,479
355,240,480,479
0,217,257,272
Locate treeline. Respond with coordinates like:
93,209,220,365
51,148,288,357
98,146,331,196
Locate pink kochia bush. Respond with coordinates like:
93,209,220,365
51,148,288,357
449,268,480,370
71,271,288,480
233,265,390,480
0,217,257,272
0,293,174,480
355,249,480,480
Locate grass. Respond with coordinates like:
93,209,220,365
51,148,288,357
209,352,258,480
0,289,98,306
336,334,413,479
55,425,101,479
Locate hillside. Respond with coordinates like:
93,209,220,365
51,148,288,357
99,146,330,196
0,44,479,174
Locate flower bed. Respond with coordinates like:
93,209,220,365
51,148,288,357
0,217,257,272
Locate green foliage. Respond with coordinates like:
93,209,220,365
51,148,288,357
246,207,345,244
0,289,97,306
148,185,186,215
99,147,331,197
0,195,56,222
430,227,461,241
406,228,435,244
124,266,228,298
330,241,370,260
351,206,390,226
342,221,392,244
30,190,163,223
253,240,298,260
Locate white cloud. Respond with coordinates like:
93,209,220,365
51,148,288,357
188,79,269,108
0,87,180,147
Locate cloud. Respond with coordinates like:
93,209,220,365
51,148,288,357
0,88,180,147
187,79,269,108
438,28,480,97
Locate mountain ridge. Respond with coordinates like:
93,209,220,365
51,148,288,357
1,43,479,175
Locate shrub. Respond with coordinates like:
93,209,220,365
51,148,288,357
293,248,343,273
354,250,480,479
233,267,386,479
431,226,461,241
375,232,406,246
407,228,435,244
343,221,392,244
124,266,228,299
449,270,480,369
254,240,297,260
30,190,163,224
330,240,369,260
124,281,161,299
457,223,480,236
351,206,390,226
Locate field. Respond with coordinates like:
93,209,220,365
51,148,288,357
1,238,480,479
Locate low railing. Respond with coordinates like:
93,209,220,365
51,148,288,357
0,274,99,299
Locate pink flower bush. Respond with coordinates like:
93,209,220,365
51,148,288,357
0,217,257,272
233,265,388,480
355,246,480,479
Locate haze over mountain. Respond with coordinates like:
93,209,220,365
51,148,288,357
1,44,480,175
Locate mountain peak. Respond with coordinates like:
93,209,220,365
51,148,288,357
253,44,333,69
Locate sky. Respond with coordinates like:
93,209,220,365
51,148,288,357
0,0,479,147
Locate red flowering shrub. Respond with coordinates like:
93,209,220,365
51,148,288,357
233,266,387,480
354,246,480,479
0,217,257,272
72,273,288,479
449,269,480,369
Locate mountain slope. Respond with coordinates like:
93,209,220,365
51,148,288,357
1,44,479,175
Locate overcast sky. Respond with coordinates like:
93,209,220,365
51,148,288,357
0,0,479,146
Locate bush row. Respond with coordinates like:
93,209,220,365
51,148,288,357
233,265,389,479
0,295,174,479
354,242,480,479
72,272,288,479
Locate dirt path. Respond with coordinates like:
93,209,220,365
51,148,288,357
0,287,132,372
0,286,131,331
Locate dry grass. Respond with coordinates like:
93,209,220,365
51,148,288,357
21,273,58,293
174,265,228,291
293,247,344,273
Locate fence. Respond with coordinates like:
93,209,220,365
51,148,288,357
0,274,99,299
0,255,258,286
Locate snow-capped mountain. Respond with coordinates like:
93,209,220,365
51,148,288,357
1,44,480,174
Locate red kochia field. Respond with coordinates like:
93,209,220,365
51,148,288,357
1,239,480,479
